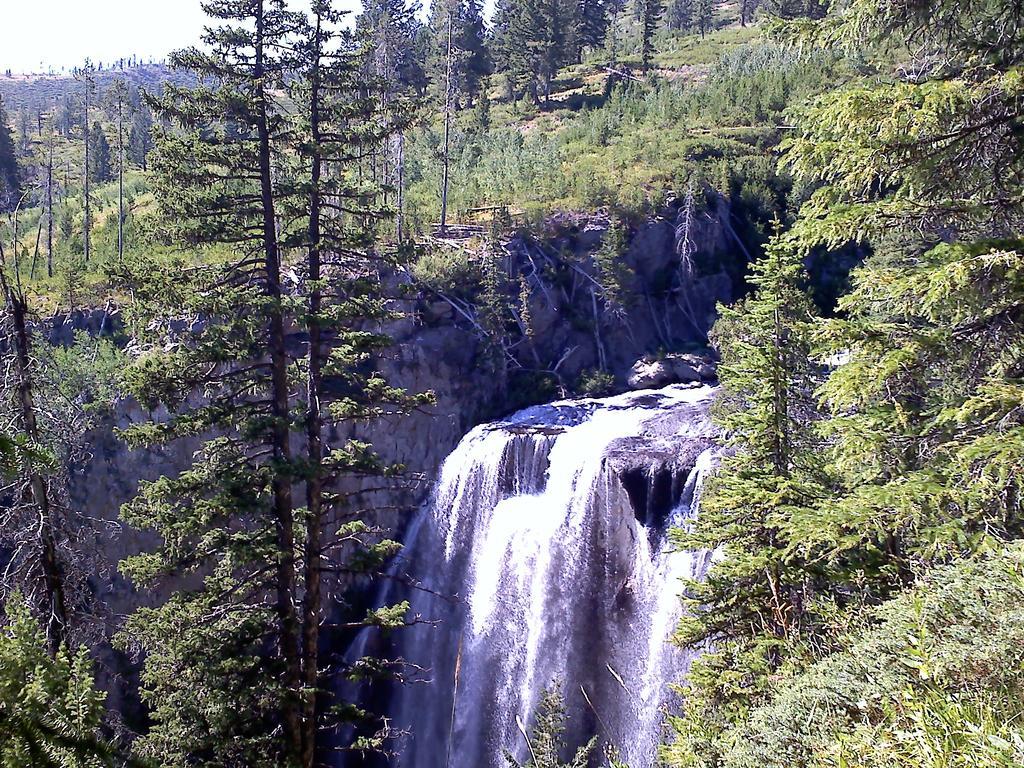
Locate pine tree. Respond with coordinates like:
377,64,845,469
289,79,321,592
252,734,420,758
490,0,522,98
285,1,428,760
86,122,111,184
507,687,596,768
74,62,95,263
764,0,825,20
116,0,310,762
667,237,829,766
777,0,1024,571
127,103,154,170
106,79,129,261
491,0,574,102
694,0,715,37
573,0,612,60
459,0,492,105
0,95,20,211
115,0,428,765
667,0,693,31
0,595,113,766
737,0,760,25
639,0,664,72
357,0,423,94
428,0,463,104
665,0,1024,763
357,0,423,232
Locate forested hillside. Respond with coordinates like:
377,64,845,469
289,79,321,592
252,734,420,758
1,0,1021,766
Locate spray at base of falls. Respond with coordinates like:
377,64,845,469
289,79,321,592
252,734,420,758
357,384,720,768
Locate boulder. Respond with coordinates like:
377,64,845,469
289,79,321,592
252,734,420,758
627,358,674,389
627,353,717,389
697,362,718,380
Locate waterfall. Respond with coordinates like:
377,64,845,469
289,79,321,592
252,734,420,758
355,384,720,768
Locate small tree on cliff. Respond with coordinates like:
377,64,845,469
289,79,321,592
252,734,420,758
116,0,429,765
666,236,829,766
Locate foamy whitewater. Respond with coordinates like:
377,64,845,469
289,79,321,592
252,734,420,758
353,384,720,767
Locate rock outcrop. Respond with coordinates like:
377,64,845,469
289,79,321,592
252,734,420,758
627,353,718,389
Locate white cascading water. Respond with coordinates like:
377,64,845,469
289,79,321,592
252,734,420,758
356,384,720,768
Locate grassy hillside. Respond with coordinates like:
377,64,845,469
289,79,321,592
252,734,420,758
401,31,840,232
0,17,845,309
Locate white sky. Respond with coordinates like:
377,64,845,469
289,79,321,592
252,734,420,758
0,0,368,75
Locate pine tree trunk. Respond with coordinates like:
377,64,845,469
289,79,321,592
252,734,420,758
300,17,325,768
440,11,454,235
254,4,303,760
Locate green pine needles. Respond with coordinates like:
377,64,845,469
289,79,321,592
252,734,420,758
0,595,112,768
110,1,431,766
666,0,1024,765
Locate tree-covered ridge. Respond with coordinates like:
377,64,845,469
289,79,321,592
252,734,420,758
0,0,836,312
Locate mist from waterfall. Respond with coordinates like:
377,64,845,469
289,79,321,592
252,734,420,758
356,384,720,768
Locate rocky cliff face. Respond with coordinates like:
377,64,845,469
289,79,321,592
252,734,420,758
54,200,739,703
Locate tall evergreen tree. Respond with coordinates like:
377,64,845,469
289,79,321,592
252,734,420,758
127,103,154,170
118,0,310,762
106,79,129,261
75,62,95,263
0,95,20,211
667,238,830,766
491,0,573,102
357,0,423,94
573,0,612,60
639,0,664,72
777,0,1024,586
667,0,693,30
459,0,492,105
356,0,423,231
428,0,493,107
667,0,1024,763
116,0,427,765
86,122,112,184
694,0,716,37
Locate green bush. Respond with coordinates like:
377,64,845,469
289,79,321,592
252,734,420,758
411,246,483,296
576,369,617,397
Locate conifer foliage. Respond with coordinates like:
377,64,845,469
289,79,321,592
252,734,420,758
666,0,1024,764
668,237,829,765
114,1,429,765
0,96,19,211
0,596,112,768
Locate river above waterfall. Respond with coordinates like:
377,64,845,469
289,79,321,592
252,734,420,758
354,384,721,768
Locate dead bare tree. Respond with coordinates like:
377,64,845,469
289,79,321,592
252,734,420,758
0,261,110,652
